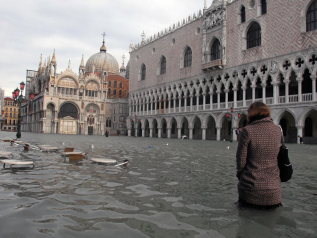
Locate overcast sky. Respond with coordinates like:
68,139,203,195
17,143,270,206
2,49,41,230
0,0,210,97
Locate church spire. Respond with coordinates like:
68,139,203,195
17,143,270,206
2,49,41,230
80,55,85,69
51,49,56,64
100,32,107,52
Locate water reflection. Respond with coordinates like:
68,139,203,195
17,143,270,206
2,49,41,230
0,132,316,238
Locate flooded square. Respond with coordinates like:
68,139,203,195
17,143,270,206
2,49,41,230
0,132,316,238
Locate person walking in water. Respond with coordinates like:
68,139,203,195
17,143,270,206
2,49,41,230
236,102,282,209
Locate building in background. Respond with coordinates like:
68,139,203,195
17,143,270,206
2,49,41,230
2,97,18,131
0,87,5,130
21,37,129,136
127,0,317,144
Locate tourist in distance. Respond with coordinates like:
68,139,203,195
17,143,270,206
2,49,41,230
236,101,282,209
298,135,303,144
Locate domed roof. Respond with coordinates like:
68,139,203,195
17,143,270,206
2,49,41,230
85,43,119,74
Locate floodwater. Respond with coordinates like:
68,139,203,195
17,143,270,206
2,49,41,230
0,131,316,238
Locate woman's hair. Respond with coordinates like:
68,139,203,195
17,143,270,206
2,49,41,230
247,101,271,124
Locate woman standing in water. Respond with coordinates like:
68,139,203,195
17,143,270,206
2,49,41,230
236,102,282,208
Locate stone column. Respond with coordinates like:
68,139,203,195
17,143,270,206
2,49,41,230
149,101,152,115
252,85,256,102
129,102,132,116
217,91,220,109
149,127,153,138
189,127,193,139
158,127,162,138
177,128,182,139
298,77,303,103
312,77,316,101
168,99,171,113
202,127,206,140
190,95,193,111
233,88,237,108
242,87,246,107
196,95,199,111
167,128,171,139
297,126,303,144
173,98,176,112
164,99,166,114
179,97,182,112
216,126,221,141
262,83,266,104
273,82,278,104
285,81,289,103
210,93,213,109
225,89,229,108
232,126,238,141
159,99,161,113
142,127,145,137
184,96,187,112
203,93,206,110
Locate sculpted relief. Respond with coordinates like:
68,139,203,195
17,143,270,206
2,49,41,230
204,9,226,29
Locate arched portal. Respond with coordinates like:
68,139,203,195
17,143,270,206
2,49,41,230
206,115,216,140
303,109,317,144
161,118,167,138
279,111,296,143
46,103,56,133
193,117,202,139
58,103,78,134
144,119,149,137
221,116,232,141
171,118,177,139
153,119,158,137
181,117,189,137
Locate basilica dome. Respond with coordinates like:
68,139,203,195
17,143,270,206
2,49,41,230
85,42,119,74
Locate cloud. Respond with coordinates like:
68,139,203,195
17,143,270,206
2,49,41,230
0,0,206,96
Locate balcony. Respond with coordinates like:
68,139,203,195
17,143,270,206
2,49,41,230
202,59,222,71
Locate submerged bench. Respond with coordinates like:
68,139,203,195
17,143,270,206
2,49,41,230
91,158,129,167
1,160,34,169
0,151,13,159
61,152,86,161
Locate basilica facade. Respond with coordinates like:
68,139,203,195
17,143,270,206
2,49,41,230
21,40,129,136
127,0,317,144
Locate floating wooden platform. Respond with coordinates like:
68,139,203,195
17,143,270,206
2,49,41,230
91,158,129,167
61,152,85,160
0,151,13,159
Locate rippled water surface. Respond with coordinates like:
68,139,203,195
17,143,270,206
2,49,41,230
0,131,316,238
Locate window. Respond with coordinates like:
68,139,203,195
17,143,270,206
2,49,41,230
119,82,122,88
114,81,117,88
241,6,246,23
261,0,267,15
307,0,317,32
160,56,166,74
210,39,221,61
247,22,261,49
108,81,111,87
10,108,12,112
108,88,111,95
113,89,117,95
141,64,146,81
119,90,122,96
184,47,192,67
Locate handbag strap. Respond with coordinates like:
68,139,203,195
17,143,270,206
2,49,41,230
278,125,286,147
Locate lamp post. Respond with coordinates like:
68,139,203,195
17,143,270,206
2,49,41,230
12,81,27,139
225,107,241,142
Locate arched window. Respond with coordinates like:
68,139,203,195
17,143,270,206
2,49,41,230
160,56,166,74
141,64,146,81
261,0,267,15
210,39,220,61
113,89,117,95
108,81,111,87
241,6,246,23
108,88,111,95
307,0,317,32
114,81,117,88
119,82,122,88
184,47,192,67
119,90,122,96
247,22,261,49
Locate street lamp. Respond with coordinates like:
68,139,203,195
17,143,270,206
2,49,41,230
12,81,26,139
226,107,241,141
